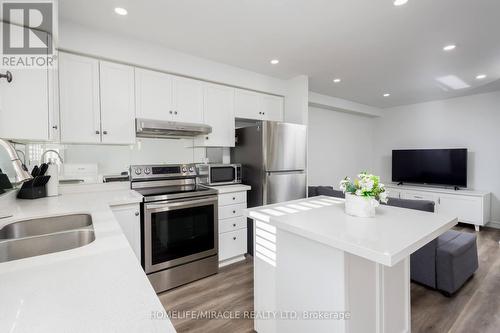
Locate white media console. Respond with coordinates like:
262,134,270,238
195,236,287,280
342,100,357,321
385,184,491,231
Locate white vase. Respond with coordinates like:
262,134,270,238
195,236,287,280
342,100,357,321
344,193,379,218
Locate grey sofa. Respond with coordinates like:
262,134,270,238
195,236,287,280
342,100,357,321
308,186,479,296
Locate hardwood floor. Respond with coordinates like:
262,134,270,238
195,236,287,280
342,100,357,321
159,225,500,333
411,225,500,333
158,257,254,333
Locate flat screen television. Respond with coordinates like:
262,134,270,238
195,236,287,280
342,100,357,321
392,148,467,187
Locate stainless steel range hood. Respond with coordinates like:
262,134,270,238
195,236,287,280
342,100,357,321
136,118,212,139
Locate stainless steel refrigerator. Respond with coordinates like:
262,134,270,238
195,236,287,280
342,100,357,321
231,121,307,255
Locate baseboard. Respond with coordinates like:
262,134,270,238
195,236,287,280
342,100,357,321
486,221,500,229
218,255,246,268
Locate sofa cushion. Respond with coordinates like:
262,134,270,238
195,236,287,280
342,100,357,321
386,197,435,213
317,186,345,198
308,186,319,197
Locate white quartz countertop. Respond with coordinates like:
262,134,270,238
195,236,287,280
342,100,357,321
0,190,176,333
245,196,457,266
204,184,251,193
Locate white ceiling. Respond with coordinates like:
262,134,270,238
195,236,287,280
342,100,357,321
60,0,500,108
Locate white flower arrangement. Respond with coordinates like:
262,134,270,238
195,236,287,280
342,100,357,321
339,172,388,204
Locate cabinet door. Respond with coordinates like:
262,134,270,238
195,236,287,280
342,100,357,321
235,89,262,120
99,61,136,144
195,83,235,147
0,28,49,141
438,195,483,225
135,68,173,121
59,52,101,144
111,204,141,261
172,76,203,124
262,95,284,122
219,228,247,261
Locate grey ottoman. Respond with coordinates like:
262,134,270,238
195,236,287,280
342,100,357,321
436,230,478,295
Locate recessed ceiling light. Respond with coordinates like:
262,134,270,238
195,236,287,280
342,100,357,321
270,59,279,65
393,0,409,6
114,7,128,16
475,74,487,80
333,78,341,83
383,93,391,97
443,44,456,51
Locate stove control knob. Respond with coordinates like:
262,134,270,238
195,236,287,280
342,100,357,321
182,167,187,173
189,166,194,172
144,168,151,175
134,168,142,175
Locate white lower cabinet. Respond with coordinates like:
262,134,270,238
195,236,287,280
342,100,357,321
219,228,247,262
386,185,491,228
111,203,141,261
217,189,249,266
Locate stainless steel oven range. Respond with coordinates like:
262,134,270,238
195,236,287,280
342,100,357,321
131,164,219,293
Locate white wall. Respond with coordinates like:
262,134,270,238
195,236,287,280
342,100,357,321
308,107,375,187
59,21,288,96
63,138,205,176
373,91,500,223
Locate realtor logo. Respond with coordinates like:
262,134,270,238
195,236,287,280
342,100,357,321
2,1,53,54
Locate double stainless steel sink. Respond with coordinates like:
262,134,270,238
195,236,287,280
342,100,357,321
0,214,95,263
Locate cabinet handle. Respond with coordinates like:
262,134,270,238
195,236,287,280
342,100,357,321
0,71,12,83
52,125,58,130
233,223,236,227
262,112,265,115
206,136,209,140
174,111,178,115
233,210,236,214
233,237,237,240
95,130,100,134
169,110,173,114
103,130,108,135
135,211,140,216
232,197,236,200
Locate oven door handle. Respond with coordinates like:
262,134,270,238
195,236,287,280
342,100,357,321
145,196,217,212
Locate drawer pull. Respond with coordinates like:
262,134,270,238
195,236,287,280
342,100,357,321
233,237,237,240
232,197,236,200
135,211,140,216
233,223,236,227
233,210,236,214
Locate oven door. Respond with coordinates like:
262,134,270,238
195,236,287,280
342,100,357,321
143,195,218,274
209,166,237,185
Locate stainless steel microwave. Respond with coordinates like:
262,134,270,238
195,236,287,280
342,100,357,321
196,164,242,186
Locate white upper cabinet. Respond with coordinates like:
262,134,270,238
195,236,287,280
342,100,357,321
194,83,235,147
261,94,284,121
59,52,135,145
234,89,261,119
172,76,204,124
99,61,136,144
135,70,203,124
234,89,283,122
0,27,50,141
135,68,173,121
59,52,101,144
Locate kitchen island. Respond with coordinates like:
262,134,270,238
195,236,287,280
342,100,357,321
246,196,457,333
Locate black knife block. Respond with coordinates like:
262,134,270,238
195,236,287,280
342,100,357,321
0,173,12,190
17,176,50,200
